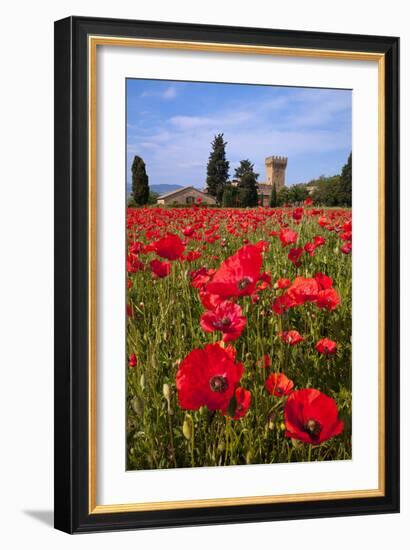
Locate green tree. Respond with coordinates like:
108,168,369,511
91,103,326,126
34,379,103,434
147,191,159,205
269,185,278,207
234,160,259,207
288,183,309,204
311,175,341,206
221,184,238,207
206,133,230,203
132,155,150,206
336,152,352,206
277,187,290,206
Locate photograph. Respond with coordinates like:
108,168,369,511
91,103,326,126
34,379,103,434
125,79,353,471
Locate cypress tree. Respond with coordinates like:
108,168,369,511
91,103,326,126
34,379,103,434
131,155,150,206
206,134,230,203
269,185,278,207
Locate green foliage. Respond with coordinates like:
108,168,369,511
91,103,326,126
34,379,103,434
277,187,290,206
311,176,341,206
311,153,352,207
206,133,230,203
221,184,239,207
235,159,259,208
132,155,150,206
147,191,160,205
337,152,352,206
234,159,259,181
276,184,309,206
269,185,278,207
289,184,309,204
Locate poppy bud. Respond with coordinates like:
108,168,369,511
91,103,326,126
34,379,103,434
140,374,145,390
163,383,173,414
218,440,225,452
246,450,253,464
163,383,171,402
131,396,144,416
268,412,276,430
182,415,193,441
280,421,285,431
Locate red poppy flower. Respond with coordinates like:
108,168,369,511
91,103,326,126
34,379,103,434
128,353,137,368
152,233,186,260
182,249,202,262
340,231,352,241
150,258,171,278
255,240,270,253
129,241,144,255
316,288,341,311
126,304,134,318
313,235,325,247
279,228,298,247
224,387,251,420
288,247,303,266
287,277,319,304
206,244,262,298
127,254,145,273
292,208,304,222
304,242,316,257
284,388,344,444
304,197,313,206
316,338,337,355
199,289,225,311
257,272,272,291
314,272,333,290
182,226,195,237
190,267,215,289
176,343,244,411
272,293,295,315
265,373,294,397
341,242,352,254
279,330,304,345
276,278,291,289
200,301,247,342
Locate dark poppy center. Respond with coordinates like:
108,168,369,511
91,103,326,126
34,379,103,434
209,375,228,393
304,419,322,437
238,277,252,290
213,317,232,330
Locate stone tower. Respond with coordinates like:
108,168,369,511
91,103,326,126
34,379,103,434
265,156,288,191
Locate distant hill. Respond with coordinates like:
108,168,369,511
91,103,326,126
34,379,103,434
151,184,184,195
127,183,184,196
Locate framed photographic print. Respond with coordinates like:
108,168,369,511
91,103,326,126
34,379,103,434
54,16,400,533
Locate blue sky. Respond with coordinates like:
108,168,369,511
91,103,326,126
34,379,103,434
127,79,351,189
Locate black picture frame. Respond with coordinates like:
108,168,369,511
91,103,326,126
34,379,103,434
54,15,400,534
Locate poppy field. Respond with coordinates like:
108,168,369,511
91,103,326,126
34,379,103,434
126,202,352,470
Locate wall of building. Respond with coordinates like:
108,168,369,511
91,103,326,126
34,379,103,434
159,188,216,205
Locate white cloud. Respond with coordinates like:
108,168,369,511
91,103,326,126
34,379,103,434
140,86,178,100
169,115,215,130
162,86,177,99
